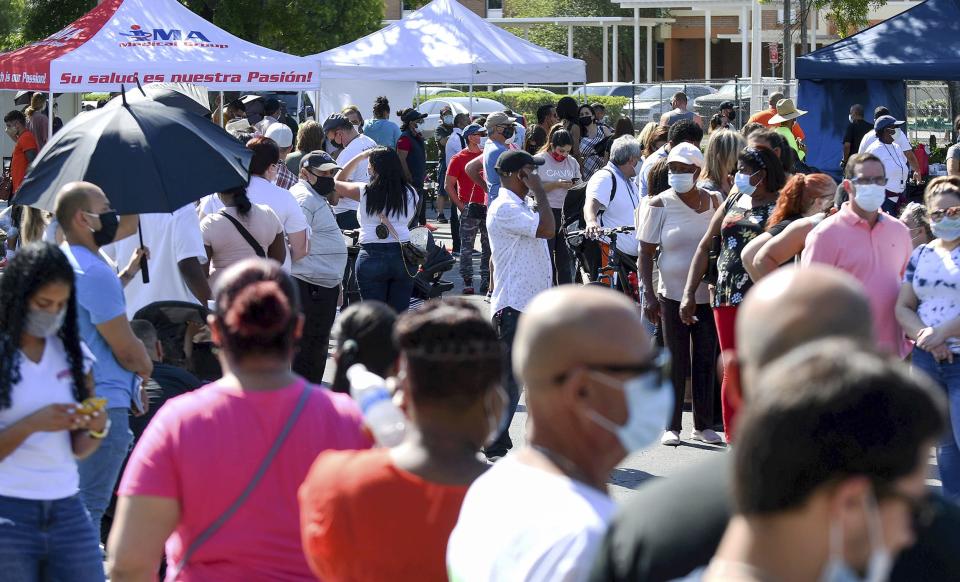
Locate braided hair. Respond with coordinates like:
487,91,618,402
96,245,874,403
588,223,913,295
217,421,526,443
0,242,88,410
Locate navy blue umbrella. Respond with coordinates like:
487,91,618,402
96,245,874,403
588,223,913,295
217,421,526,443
13,94,253,282
14,95,251,215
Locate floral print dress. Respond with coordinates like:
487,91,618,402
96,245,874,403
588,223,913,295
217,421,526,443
714,194,776,307
905,243,960,354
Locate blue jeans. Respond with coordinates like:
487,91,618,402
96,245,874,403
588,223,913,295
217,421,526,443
0,494,105,581
78,408,133,537
912,347,960,501
356,243,415,313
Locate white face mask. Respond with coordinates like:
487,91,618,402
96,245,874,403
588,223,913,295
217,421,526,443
584,354,674,454
668,172,696,193
819,492,893,582
479,137,489,149
25,308,66,338
854,183,887,213
849,114,856,124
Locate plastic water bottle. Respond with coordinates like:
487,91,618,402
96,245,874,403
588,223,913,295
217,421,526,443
347,364,406,447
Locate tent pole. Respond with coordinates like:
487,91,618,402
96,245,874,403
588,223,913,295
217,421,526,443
48,90,53,141
219,91,224,126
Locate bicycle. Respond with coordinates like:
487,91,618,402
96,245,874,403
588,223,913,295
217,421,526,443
566,225,640,303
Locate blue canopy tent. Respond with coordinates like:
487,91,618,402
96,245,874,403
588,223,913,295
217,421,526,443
796,0,960,178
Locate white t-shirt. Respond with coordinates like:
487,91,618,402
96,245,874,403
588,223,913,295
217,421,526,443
587,163,640,257
486,189,551,314
198,176,309,270
865,140,909,194
333,134,378,214
112,205,207,318
535,152,582,209
859,127,912,155
0,337,94,500
447,455,616,582
445,128,465,166
357,186,418,245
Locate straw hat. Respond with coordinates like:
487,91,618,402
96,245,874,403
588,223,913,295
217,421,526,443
769,98,807,123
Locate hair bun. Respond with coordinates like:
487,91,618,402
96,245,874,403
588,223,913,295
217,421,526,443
224,281,291,337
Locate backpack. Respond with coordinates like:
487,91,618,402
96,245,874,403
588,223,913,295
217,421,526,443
561,168,617,230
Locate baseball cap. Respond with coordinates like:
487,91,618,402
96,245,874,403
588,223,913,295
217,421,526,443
485,111,516,131
400,109,428,123
875,115,905,131
495,150,544,174
719,101,735,111
463,123,486,137
666,142,705,167
322,113,352,134
301,151,340,172
264,123,293,148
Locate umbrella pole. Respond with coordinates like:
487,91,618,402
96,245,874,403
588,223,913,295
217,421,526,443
138,219,150,284
48,91,53,140
219,91,224,126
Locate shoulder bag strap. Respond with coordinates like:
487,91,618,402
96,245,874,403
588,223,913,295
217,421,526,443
218,210,266,258
170,385,313,579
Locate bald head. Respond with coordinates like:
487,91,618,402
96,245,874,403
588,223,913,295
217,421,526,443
54,181,106,233
736,265,873,390
513,286,652,388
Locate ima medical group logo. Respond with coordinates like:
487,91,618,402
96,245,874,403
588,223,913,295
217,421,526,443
118,24,228,49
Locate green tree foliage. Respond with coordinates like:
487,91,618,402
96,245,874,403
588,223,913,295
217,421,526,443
13,0,384,55
810,0,889,38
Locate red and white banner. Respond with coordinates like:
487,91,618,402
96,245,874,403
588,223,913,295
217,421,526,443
0,0,318,92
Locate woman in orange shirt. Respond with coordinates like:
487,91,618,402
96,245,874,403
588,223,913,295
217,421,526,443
298,299,506,582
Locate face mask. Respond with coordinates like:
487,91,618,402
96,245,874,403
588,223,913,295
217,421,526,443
312,175,336,196
501,125,515,139
579,115,595,127
483,387,510,447
734,171,759,196
585,363,674,454
849,114,856,124
504,133,516,146
854,184,886,213
479,137,488,149
89,211,119,247
24,307,66,338
550,151,568,163
668,172,696,193
442,115,454,126
932,215,960,241
819,492,893,582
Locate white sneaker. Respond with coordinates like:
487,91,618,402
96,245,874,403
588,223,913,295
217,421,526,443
661,430,681,446
692,428,724,445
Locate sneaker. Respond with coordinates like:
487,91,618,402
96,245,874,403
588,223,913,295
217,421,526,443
437,213,448,223
661,430,681,446
692,428,724,445
463,278,475,295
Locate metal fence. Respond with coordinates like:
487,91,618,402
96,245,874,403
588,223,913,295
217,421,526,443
906,81,951,145
415,78,798,129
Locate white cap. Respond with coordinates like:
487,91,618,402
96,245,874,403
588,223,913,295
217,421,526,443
265,123,294,148
666,142,704,167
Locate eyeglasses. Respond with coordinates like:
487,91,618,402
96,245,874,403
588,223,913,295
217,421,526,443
554,349,669,385
927,205,960,222
851,177,887,186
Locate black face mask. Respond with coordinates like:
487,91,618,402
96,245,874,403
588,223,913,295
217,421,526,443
501,125,515,139
312,175,335,196
579,115,595,127
91,211,119,248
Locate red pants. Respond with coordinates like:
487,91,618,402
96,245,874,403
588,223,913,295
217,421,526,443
713,305,740,440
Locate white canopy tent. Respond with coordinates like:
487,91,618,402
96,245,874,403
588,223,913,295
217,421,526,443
312,0,586,84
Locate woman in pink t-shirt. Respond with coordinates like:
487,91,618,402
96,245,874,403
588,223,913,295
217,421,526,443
107,259,371,581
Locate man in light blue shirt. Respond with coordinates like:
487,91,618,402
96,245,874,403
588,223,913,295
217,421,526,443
55,181,153,536
466,111,517,203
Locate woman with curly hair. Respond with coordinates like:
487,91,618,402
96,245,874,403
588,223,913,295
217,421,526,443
741,173,837,281
0,242,106,580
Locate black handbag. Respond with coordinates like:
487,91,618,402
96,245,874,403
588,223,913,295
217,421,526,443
380,214,427,275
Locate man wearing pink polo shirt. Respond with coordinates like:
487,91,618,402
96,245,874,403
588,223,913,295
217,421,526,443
801,153,912,356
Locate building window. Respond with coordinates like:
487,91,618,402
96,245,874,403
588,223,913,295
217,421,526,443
488,0,503,17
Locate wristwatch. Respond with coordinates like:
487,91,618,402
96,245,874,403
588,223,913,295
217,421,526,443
88,417,112,440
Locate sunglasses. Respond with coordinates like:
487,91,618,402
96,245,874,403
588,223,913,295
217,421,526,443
927,205,960,222
554,349,669,385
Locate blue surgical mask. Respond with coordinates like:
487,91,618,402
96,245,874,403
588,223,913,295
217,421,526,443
734,171,759,196
585,356,674,454
932,216,960,241
819,492,893,582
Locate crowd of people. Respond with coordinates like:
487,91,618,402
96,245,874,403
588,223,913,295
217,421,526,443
0,85,960,582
